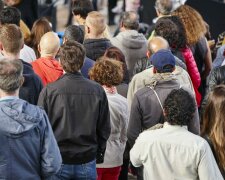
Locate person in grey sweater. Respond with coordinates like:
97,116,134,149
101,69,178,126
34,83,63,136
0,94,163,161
89,58,129,180
111,11,148,79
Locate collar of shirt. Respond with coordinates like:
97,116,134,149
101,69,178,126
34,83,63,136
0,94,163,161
0,96,19,102
163,122,188,130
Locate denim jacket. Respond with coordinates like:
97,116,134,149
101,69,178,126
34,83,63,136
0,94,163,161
0,98,62,180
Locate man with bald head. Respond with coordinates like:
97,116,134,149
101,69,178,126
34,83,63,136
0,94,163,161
127,36,191,108
32,32,63,86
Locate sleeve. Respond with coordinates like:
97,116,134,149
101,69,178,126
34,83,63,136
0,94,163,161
198,141,223,180
130,134,145,167
127,94,143,148
41,112,62,178
120,103,129,143
96,90,111,164
38,87,48,114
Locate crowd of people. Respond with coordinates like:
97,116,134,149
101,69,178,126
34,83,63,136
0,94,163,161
0,0,225,180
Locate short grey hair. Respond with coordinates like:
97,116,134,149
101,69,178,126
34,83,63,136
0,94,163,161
121,11,139,30
0,58,23,93
155,0,173,15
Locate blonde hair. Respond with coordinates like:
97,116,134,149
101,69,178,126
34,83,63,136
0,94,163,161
86,11,106,36
172,5,206,45
202,85,225,172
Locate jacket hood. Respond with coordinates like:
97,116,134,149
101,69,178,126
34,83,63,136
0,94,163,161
116,30,147,49
0,98,43,135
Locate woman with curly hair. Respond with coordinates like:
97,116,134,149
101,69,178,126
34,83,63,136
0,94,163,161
89,59,129,180
202,85,225,178
155,16,202,106
26,17,52,58
172,5,212,87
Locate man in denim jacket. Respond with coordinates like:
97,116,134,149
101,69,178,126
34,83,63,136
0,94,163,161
0,58,61,179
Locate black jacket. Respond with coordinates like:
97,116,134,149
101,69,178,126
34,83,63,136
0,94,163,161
38,72,111,164
84,38,112,61
19,60,43,105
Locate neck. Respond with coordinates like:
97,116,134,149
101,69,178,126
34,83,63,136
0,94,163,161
0,89,19,99
2,52,20,59
86,34,104,39
78,18,86,25
40,54,55,59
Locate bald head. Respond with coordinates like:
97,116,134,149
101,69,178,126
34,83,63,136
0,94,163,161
148,36,169,54
39,32,60,57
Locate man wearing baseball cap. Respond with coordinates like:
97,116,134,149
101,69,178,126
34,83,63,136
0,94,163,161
127,49,200,149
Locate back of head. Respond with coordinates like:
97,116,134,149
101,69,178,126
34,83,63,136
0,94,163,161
89,58,123,87
0,24,24,55
0,6,21,26
29,17,52,46
121,11,139,30
150,49,175,73
0,58,23,93
104,46,129,83
155,0,173,15
39,32,60,57
59,41,85,73
164,88,195,126
72,0,94,19
202,84,225,170
86,11,106,36
171,5,206,45
148,36,169,54
64,25,84,44
155,17,180,49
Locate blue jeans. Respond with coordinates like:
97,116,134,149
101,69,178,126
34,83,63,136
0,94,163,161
56,160,96,180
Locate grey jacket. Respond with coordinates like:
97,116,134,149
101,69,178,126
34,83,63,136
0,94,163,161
127,80,200,147
111,30,148,79
97,92,129,168
0,97,61,180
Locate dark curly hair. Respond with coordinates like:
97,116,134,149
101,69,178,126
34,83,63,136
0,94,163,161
164,89,195,126
155,16,187,50
89,58,123,87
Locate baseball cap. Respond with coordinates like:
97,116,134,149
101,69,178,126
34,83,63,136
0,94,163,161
150,49,175,72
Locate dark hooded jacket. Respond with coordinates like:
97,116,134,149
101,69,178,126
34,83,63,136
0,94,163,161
0,98,61,180
83,38,112,61
19,60,43,105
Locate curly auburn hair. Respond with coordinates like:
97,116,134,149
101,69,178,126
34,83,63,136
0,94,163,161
164,88,195,126
171,5,207,45
89,58,123,87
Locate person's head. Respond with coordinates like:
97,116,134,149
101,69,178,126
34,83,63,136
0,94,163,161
120,11,139,31
164,88,195,126
147,36,169,57
104,46,129,83
0,58,23,97
0,6,21,26
89,58,123,87
150,49,175,73
0,24,23,57
28,17,52,58
63,25,84,44
171,5,206,45
4,0,21,6
155,0,173,16
59,41,85,73
72,0,94,25
39,32,60,57
154,16,187,50
202,85,225,171
85,11,106,38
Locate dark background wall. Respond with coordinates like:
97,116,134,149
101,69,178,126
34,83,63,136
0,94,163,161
140,0,225,40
